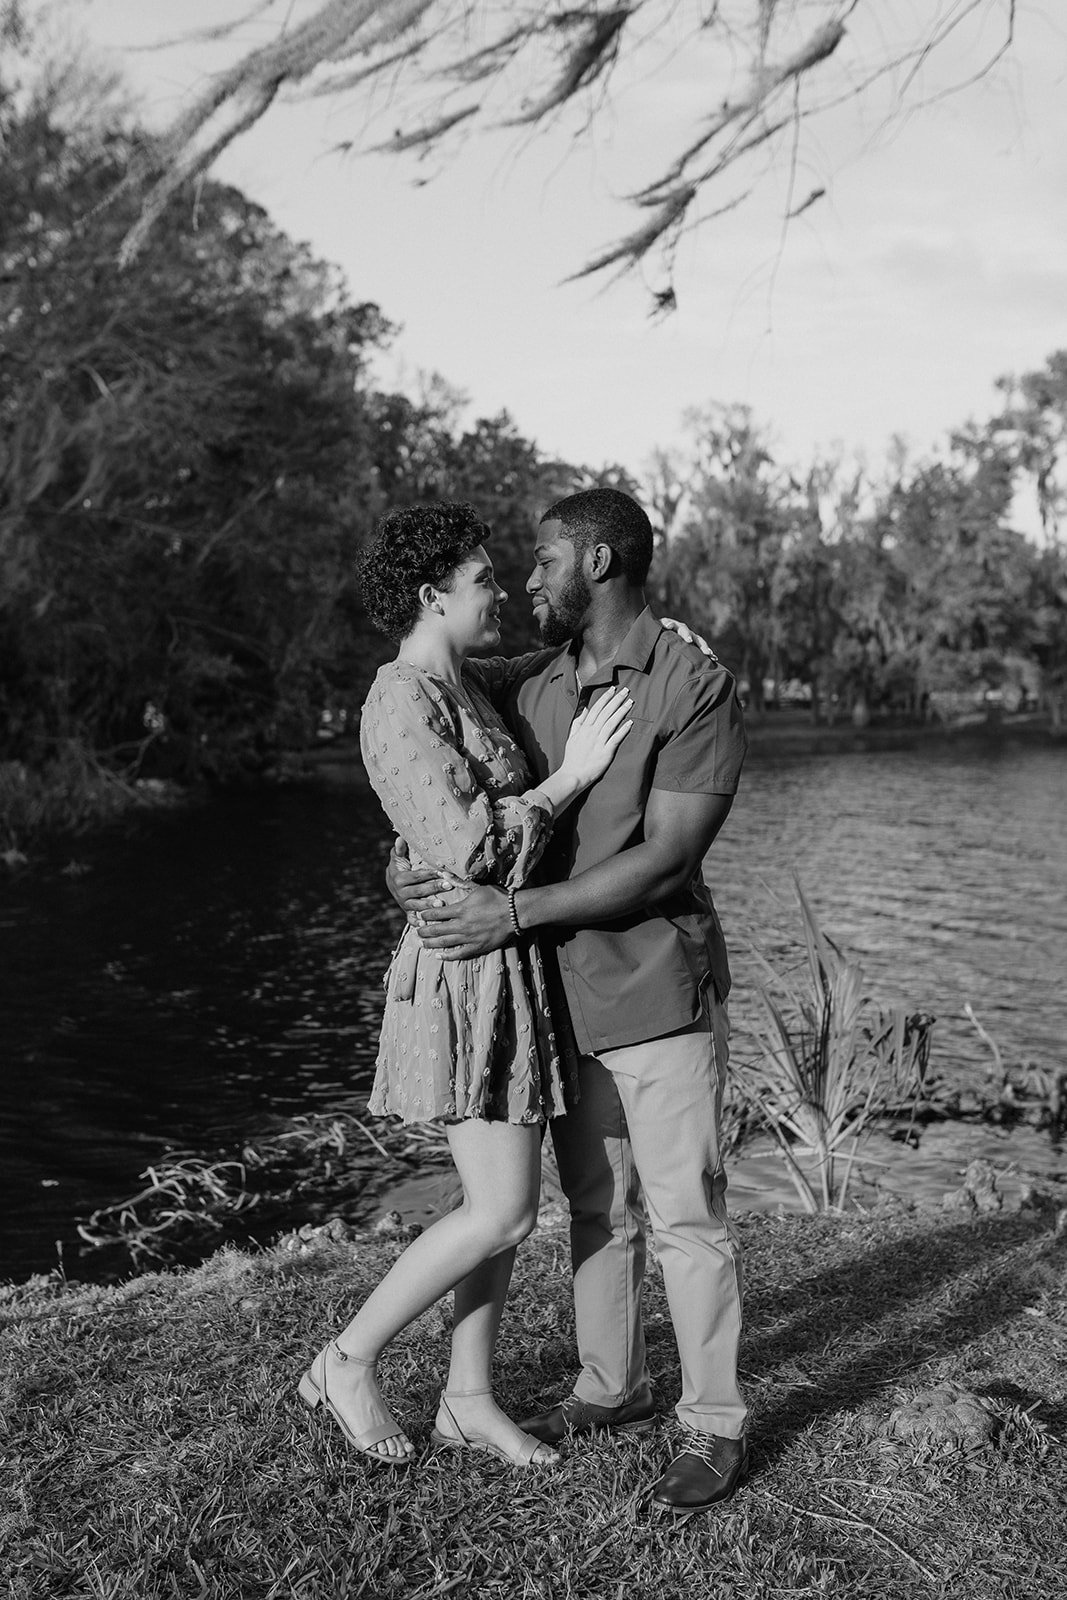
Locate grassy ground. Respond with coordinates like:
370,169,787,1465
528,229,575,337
3,1201,1065,1600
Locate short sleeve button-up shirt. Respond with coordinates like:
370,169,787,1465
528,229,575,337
467,607,747,1054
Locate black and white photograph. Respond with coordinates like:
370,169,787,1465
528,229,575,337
2,4,1066,1596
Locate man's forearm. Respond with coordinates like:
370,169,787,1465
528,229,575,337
515,789,734,933
411,790,734,958
514,843,693,931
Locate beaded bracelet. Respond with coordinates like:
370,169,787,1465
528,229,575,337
507,886,522,938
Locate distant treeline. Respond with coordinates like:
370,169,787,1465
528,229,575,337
2,79,1066,817
648,382,1067,727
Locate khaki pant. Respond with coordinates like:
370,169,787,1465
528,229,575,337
549,991,747,1438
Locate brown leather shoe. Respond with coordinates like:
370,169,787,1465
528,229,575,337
650,1429,749,1513
519,1391,657,1447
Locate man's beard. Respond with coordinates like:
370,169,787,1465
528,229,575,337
537,569,591,646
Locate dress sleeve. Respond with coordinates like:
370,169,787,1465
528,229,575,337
360,670,552,888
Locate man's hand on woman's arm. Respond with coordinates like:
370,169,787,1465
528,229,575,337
411,883,513,956
386,838,452,922
387,839,509,952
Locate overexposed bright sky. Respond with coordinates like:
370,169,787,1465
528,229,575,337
73,1,1067,482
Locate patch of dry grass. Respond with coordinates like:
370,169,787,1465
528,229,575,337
2,1205,1065,1599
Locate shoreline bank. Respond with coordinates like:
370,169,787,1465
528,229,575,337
45,1061,1067,1293
744,709,1063,755
4,712,1061,859
299,709,1064,779
3,1203,1064,1599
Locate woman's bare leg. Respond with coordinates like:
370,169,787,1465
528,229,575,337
446,1245,518,1393
318,1119,542,1460
436,1123,555,1461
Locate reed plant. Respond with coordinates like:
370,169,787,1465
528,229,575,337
735,879,934,1212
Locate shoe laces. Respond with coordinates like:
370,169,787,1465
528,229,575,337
676,1424,726,1473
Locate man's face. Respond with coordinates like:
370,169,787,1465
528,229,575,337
527,520,591,646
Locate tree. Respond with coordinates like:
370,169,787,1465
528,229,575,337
771,461,868,724
978,350,1067,721
111,1,1020,294
646,396,1061,728
0,73,395,777
1028,547,1067,728
992,350,1067,541
864,430,1037,717
654,405,798,715
0,30,618,782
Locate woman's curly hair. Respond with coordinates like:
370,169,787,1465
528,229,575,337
359,502,491,641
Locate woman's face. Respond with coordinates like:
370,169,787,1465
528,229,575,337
436,545,507,651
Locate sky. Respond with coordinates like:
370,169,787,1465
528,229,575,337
68,1,1067,489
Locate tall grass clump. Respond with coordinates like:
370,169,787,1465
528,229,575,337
736,879,934,1212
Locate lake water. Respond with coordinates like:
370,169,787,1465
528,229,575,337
2,737,1065,1282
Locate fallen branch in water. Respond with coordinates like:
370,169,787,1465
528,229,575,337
960,1006,1066,1132
964,1002,1004,1076
76,1109,451,1265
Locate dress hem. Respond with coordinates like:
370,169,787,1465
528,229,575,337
368,1107,558,1129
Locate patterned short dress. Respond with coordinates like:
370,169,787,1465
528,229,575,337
359,660,577,1126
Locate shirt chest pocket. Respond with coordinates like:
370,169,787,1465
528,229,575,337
588,711,658,791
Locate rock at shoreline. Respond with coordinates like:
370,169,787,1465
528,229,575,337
276,1211,425,1254
941,1158,1004,1214
277,1217,359,1252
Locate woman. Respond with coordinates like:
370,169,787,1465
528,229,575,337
299,502,632,1470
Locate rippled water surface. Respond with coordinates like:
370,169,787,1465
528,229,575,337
1,740,1065,1280
712,742,1067,1075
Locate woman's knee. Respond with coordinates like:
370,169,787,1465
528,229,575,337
469,1200,537,1252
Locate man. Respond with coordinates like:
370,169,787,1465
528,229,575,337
392,487,748,1513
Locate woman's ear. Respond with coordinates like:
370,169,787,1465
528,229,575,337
417,583,445,616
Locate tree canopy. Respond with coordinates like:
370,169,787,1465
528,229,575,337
0,65,585,781
3,18,1065,826
650,385,1067,727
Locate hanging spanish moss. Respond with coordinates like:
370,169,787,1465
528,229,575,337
116,1,1017,288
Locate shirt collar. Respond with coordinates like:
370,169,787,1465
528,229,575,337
574,604,661,688
612,605,661,672
546,606,661,685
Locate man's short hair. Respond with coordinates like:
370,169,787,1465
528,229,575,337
358,502,490,640
541,487,653,585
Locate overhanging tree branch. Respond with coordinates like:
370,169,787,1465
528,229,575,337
113,0,1023,286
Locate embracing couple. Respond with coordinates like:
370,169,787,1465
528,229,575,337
298,488,749,1515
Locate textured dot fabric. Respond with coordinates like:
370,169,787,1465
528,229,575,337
359,660,578,1126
